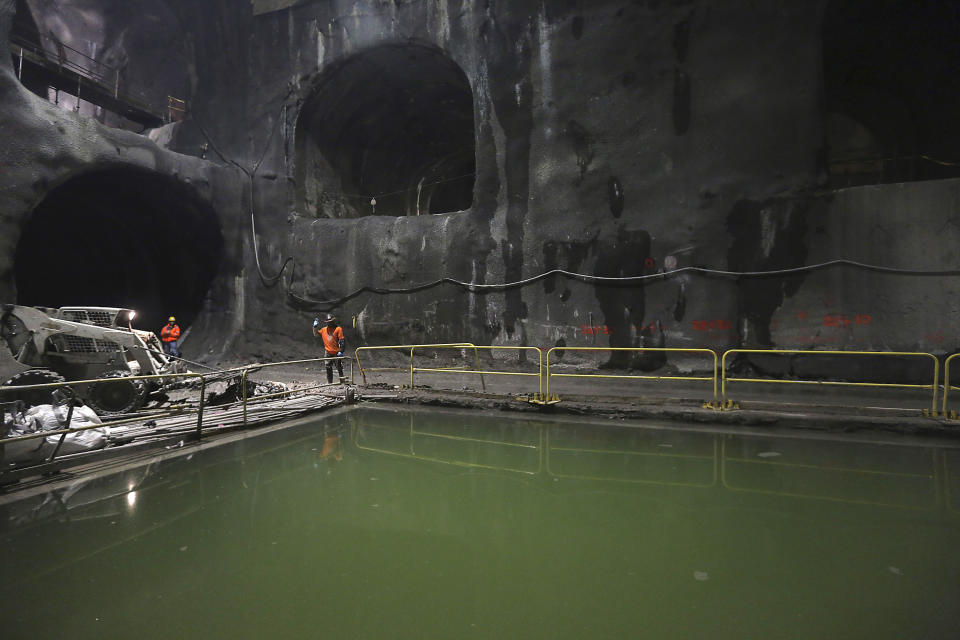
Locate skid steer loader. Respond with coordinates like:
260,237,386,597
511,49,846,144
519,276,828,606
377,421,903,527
0,305,181,415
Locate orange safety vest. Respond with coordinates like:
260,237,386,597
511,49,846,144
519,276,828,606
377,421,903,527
318,325,344,354
160,323,181,342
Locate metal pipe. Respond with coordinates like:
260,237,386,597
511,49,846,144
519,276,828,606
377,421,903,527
943,353,960,416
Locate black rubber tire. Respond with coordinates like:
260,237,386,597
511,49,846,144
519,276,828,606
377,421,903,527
2,369,67,407
86,370,147,416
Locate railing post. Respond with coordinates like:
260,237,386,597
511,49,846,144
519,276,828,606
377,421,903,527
931,355,940,417
944,354,956,416
241,369,250,427
114,68,119,98
721,350,730,403
409,347,416,389
18,47,23,79
469,346,485,392
196,375,206,439
544,348,553,399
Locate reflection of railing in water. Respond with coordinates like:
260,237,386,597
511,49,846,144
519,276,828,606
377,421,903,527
545,429,718,488
944,451,960,515
720,435,940,511
352,411,955,512
352,413,543,475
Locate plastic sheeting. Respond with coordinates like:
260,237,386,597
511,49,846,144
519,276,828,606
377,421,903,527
3,403,108,464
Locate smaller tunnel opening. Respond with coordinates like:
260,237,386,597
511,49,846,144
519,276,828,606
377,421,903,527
14,168,224,336
295,44,476,218
823,0,960,187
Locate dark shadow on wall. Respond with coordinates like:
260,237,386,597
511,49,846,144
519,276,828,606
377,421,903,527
824,0,960,187
295,43,475,218
14,167,224,334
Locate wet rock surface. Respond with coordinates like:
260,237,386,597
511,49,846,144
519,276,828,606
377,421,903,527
1,0,960,387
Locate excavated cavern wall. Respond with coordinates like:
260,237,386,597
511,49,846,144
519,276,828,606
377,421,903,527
159,0,830,363
3,0,960,375
0,0,246,359
222,0,954,370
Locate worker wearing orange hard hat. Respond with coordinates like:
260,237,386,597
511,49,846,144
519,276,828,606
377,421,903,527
160,316,181,358
312,313,345,383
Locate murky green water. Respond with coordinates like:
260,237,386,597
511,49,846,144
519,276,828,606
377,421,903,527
2,406,959,639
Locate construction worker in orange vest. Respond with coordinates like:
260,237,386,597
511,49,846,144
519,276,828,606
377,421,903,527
313,313,345,383
160,316,181,358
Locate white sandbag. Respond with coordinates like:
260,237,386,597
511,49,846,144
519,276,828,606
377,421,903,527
24,403,102,431
4,404,108,463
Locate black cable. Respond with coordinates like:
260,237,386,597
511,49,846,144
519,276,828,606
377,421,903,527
192,106,293,286
187,102,960,313
285,258,960,311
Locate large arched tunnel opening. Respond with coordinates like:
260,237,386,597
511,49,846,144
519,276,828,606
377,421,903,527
295,43,475,218
14,168,224,337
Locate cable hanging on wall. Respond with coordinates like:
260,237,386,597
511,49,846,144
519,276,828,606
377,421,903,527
283,259,960,311
191,108,960,313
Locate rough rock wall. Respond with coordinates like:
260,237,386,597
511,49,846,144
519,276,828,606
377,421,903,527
3,0,960,368
184,0,831,358
0,0,246,358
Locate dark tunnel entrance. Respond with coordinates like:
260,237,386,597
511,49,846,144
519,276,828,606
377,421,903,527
295,43,475,218
14,168,224,336
823,0,960,188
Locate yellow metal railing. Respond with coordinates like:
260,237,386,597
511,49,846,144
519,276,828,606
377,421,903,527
410,345,543,397
240,357,353,426
355,343,479,386
544,347,719,404
721,349,940,415
942,353,960,417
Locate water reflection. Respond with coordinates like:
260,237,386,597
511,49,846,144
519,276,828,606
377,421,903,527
1,407,958,640
353,411,542,474
353,408,952,513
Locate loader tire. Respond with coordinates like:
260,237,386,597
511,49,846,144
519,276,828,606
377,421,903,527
87,370,147,416
2,369,66,407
